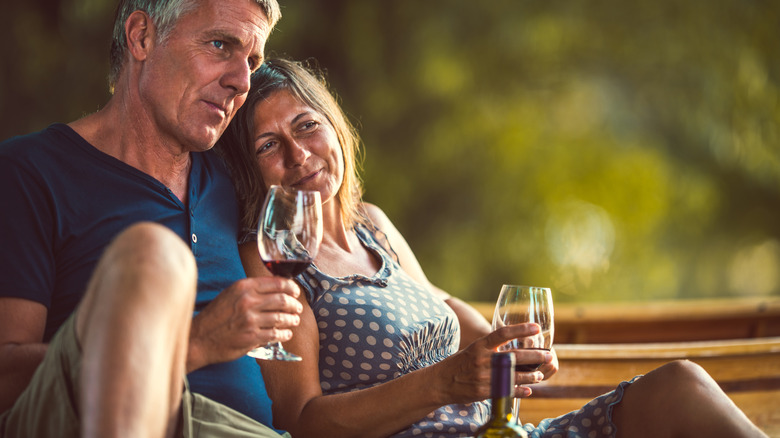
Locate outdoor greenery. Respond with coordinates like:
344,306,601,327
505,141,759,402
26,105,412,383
2,0,778,304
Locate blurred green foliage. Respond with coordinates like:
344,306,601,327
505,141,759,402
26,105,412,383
2,0,778,304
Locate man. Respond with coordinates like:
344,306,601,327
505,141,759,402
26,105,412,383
0,0,300,436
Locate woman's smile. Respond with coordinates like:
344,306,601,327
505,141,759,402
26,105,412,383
290,168,323,188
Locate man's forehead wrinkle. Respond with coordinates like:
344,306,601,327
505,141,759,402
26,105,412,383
202,29,240,43
208,4,270,46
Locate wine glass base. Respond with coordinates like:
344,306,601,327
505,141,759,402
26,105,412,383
247,346,302,361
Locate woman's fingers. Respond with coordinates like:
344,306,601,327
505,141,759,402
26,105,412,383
515,369,545,385
439,323,552,403
483,323,541,350
515,386,533,398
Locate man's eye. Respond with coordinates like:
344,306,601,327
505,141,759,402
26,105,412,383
212,41,224,50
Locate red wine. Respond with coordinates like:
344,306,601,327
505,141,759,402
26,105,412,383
263,259,310,278
515,348,550,372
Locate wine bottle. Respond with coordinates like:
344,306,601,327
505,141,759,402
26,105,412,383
474,352,528,438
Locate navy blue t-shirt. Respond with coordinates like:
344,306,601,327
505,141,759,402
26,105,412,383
0,124,280,430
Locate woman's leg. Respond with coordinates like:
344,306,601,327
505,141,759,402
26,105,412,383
611,360,767,438
76,222,197,438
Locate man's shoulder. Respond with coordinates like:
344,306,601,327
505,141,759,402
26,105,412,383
0,124,75,157
195,149,235,186
198,148,230,170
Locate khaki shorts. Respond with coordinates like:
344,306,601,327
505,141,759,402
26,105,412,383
0,314,289,438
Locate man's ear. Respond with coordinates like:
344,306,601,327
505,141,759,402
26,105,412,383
125,10,156,62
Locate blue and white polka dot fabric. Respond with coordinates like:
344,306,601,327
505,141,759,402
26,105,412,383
299,224,489,437
520,378,637,438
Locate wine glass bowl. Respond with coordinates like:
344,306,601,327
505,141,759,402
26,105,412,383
248,185,323,361
491,284,554,422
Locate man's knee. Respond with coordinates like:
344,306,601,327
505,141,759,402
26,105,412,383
88,222,197,307
111,222,196,277
76,222,197,342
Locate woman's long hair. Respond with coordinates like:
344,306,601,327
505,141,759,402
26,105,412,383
216,57,365,232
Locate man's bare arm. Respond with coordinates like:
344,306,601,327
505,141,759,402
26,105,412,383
0,298,48,412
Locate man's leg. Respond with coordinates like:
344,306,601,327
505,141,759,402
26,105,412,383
76,222,197,438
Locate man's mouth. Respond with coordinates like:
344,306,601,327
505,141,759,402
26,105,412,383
204,100,228,118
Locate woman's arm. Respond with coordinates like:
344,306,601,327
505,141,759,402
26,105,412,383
360,204,558,379
260,290,448,438
361,203,492,347
260,296,543,437
241,241,445,437
240,241,544,438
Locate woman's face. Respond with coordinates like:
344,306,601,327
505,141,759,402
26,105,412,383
251,89,344,204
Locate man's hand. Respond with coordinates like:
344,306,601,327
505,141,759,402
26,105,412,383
186,276,303,371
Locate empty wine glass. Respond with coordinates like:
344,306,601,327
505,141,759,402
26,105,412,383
491,285,554,425
247,185,323,361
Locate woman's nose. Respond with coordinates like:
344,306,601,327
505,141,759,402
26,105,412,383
285,140,311,167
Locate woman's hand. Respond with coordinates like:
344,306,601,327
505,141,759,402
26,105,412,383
430,322,553,403
539,347,559,381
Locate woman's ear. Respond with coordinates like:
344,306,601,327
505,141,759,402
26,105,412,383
125,10,156,62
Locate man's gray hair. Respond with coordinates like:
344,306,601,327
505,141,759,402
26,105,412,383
107,0,281,93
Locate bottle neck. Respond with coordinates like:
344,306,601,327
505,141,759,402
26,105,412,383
490,393,515,423
489,352,516,423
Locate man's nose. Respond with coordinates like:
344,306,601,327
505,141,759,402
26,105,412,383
223,57,251,95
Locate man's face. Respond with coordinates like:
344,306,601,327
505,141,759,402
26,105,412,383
138,0,270,152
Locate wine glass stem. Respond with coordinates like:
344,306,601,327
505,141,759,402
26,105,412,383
513,397,522,425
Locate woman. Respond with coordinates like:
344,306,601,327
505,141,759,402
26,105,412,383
215,58,767,438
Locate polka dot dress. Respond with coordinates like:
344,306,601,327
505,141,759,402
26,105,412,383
519,377,639,438
292,224,637,438
298,224,489,437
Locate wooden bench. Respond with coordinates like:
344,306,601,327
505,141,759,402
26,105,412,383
522,338,780,436
467,298,780,435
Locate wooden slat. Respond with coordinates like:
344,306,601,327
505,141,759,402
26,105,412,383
554,337,780,359
470,297,780,343
471,297,780,323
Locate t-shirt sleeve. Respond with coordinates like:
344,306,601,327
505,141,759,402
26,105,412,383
0,140,57,307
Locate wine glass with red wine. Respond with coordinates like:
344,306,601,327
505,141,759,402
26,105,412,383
247,185,323,361
491,285,554,424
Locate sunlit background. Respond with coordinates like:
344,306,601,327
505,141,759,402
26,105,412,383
2,0,778,304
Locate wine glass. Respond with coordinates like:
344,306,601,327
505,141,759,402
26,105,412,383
491,285,554,425
247,185,323,361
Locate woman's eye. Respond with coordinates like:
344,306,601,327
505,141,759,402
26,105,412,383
256,140,275,154
301,121,319,130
